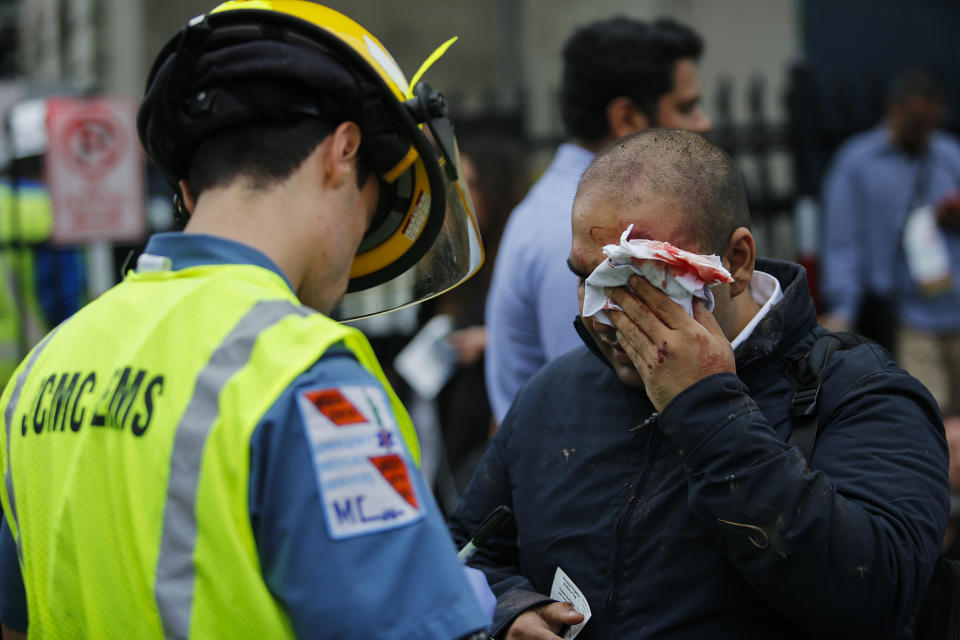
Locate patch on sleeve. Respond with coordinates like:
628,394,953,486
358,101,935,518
297,384,424,539
304,388,369,426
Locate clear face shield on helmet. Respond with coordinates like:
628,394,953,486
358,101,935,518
331,82,484,321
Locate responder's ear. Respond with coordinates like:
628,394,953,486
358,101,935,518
178,180,196,213
324,121,363,188
722,227,756,298
606,96,650,139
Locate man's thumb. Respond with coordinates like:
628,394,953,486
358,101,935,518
554,602,585,623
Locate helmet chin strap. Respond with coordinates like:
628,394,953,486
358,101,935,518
173,192,191,226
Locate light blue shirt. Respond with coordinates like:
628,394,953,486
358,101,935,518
821,127,960,333
484,143,594,422
0,233,489,638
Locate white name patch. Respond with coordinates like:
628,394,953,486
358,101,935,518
297,385,423,539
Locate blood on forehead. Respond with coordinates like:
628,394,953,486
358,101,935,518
571,227,630,272
589,222,696,250
571,193,702,271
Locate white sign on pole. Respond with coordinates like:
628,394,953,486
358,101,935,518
45,96,146,244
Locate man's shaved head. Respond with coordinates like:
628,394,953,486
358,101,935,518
577,128,750,254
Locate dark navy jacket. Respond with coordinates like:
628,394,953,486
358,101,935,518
450,259,949,639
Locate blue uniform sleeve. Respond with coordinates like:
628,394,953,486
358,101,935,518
0,516,27,632
248,346,488,639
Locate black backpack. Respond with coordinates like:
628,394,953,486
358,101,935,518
785,332,960,640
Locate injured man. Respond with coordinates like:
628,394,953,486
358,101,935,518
449,128,948,640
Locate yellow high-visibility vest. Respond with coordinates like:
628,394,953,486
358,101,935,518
0,260,419,638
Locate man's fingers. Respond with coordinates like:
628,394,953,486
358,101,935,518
504,624,562,640
606,281,663,325
604,284,641,313
505,603,575,640
606,307,654,345
614,327,644,365
626,274,688,328
540,601,586,626
605,285,668,344
505,602,586,640
606,309,655,369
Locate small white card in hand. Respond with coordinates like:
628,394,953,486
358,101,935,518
550,567,591,639
393,314,457,399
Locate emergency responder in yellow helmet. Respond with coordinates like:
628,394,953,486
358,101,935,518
0,2,494,638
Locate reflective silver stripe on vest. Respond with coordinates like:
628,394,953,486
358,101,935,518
155,300,309,639
3,327,59,562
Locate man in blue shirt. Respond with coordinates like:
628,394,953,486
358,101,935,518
821,69,960,411
485,16,711,423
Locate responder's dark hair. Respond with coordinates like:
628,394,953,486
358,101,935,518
578,128,750,254
887,68,945,106
559,16,703,144
186,118,371,199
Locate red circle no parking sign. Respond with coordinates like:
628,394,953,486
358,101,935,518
45,97,145,244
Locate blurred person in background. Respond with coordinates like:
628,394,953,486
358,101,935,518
419,132,528,505
0,170,51,387
484,16,710,424
0,105,86,388
0,178,85,386
820,69,960,411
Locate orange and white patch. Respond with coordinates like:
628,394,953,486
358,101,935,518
297,384,423,539
304,388,368,426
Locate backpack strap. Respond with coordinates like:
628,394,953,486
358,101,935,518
785,331,865,461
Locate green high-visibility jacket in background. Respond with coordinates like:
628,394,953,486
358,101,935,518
0,260,420,638
0,181,53,387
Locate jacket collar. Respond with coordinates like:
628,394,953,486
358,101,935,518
733,259,818,369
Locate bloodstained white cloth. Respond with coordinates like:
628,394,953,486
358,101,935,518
583,225,733,326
